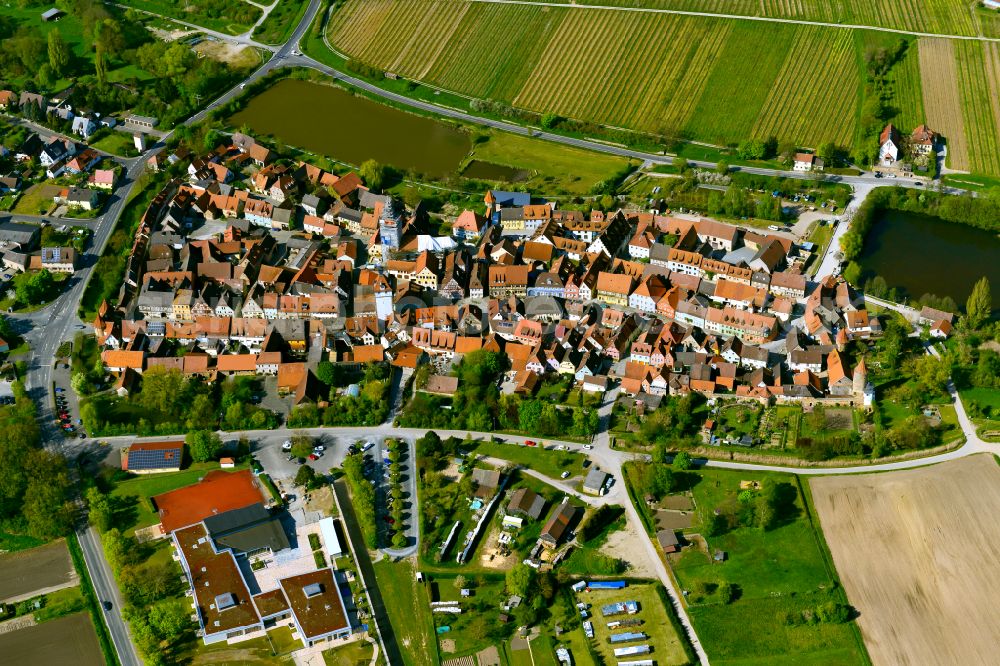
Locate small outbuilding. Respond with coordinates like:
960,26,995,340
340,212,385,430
656,529,680,554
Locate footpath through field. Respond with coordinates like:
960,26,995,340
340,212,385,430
465,0,1000,42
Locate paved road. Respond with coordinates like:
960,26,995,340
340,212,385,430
466,0,1000,42
77,523,142,666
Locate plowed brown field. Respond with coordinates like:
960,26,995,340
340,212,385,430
811,454,1000,666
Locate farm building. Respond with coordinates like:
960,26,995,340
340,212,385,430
121,440,183,473
657,529,680,553
540,500,580,548
471,468,502,499
507,487,546,520
583,468,610,495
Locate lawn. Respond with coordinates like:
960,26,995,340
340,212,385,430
120,0,261,35
371,558,437,666
470,441,585,480
577,584,689,666
11,184,58,216
90,131,140,157
323,640,374,666
667,467,866,664
253,0,309,45
470,130,632,195
430,573,506,657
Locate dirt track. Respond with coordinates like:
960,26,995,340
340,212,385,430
811,454,1000,666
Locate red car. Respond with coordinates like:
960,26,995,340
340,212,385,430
524,440,537,447
308,453,319,461
384,516,395,524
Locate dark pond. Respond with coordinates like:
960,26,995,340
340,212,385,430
461,160,529,182
860,208,1000,307
229,79,471,176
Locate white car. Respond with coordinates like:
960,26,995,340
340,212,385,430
281,440,292,451
560,471,570,479
767,225,781,231
583,444,593,450
361,441,374,452
313,445,325,453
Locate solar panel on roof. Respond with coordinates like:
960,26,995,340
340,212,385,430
127,445,182,471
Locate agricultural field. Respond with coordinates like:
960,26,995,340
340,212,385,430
955,41,1000,175
498,0,996,37
0,612,103,666
325,0,1000,176
811,455,1000,666
0,540,75,602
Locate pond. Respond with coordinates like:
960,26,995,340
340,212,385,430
461,160,529,182
859,209,1000,307
229,78,471,176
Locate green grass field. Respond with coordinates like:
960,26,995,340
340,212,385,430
324,0,1000,176
120,0,261,35
371,559,437,666
470,130,632,194
580,584,689,665
253,0,309,44
669,468,866,664
471,441,585,479
90,132,140,158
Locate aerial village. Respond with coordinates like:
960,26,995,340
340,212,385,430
90,131,955,418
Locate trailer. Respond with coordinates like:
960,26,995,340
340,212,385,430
613,645,651,658
609,632,647,644
583,621,594,638
587,580,626,590
571,581,588,593
617,661,654,666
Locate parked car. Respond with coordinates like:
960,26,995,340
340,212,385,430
308,453,318,461
384,516,395,524
313,445,325,453
524,440,537,447
560,471,570,479
583,444,594,450
281,440,292,451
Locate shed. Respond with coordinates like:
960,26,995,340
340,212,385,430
656,529,680,553
583,468,610,495
320,516,343,559
41,8,64,20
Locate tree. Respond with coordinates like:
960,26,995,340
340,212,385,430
506,563,537,598
316,360,339,386
294,464,318,489
186,429,222,463
71,371,90,396
148,598,190,639
22,450,73,539
359,159,387,192
47,30,70,77
86,486,113,533
16,269,54,305
718,582,737,604
737,139,766,160
392,531,407,548
672,451,692,471
843,261,862,286
673,157,689,173
290,433,314,459
966,276,992,330
453,575,467,590
716,160,730,175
